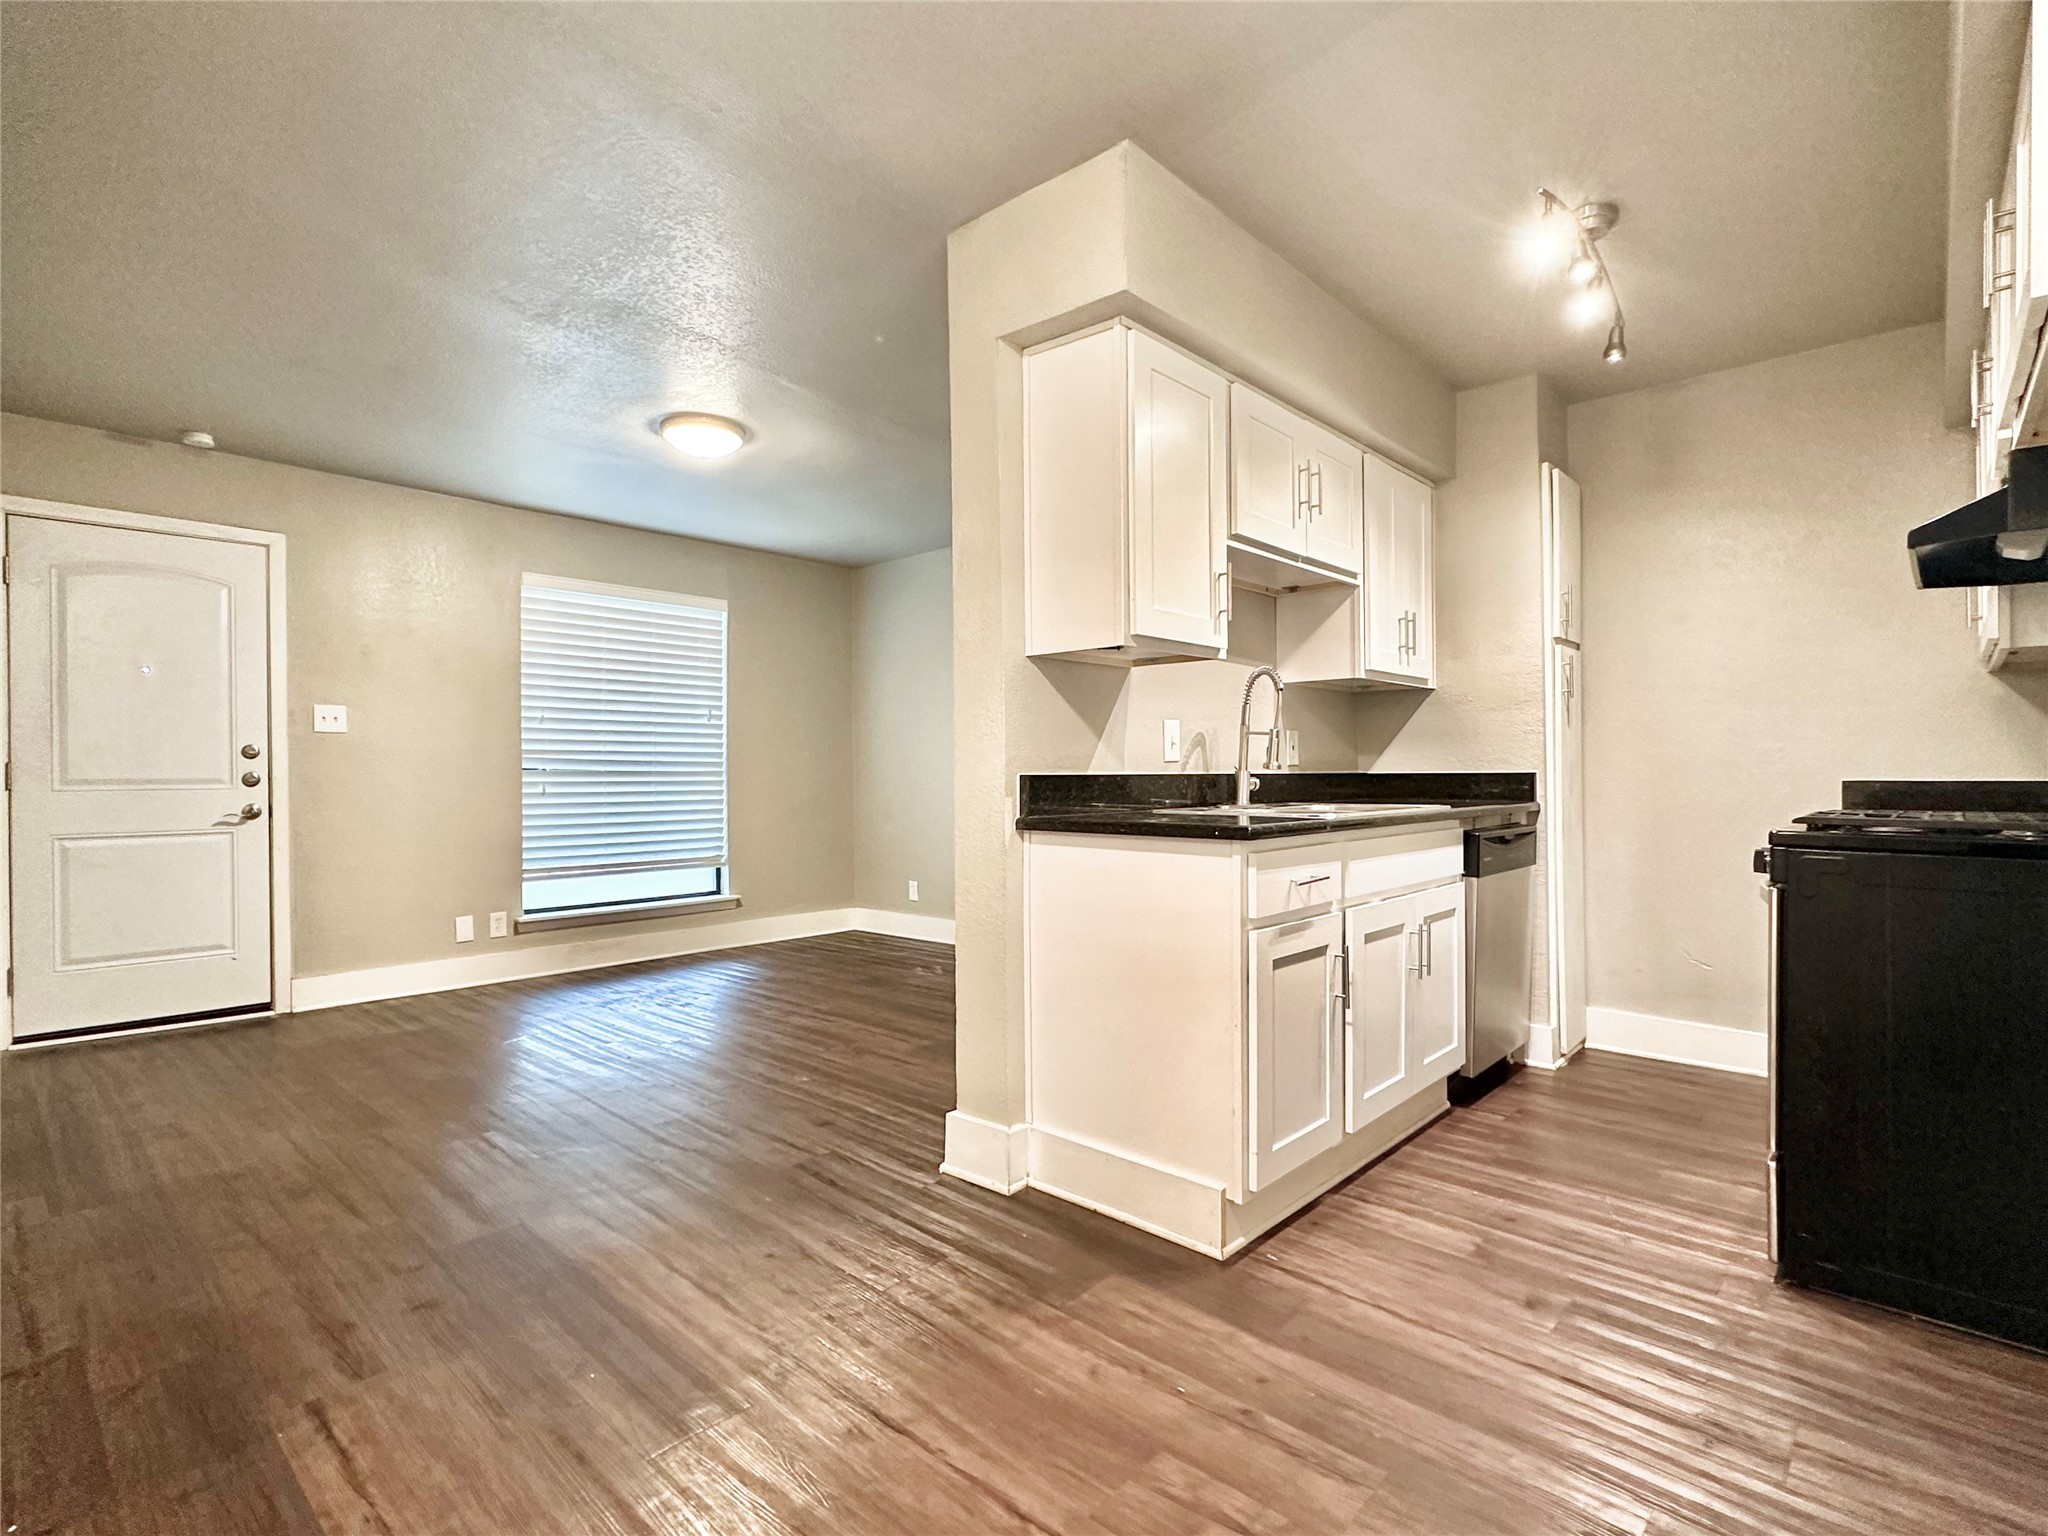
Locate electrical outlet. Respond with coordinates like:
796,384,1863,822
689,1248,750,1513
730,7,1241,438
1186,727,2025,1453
907,879,920,903
1162,718,1181,763
488,911,508,938
454,914,475,943
1282,729,1300,767
312,704,348,733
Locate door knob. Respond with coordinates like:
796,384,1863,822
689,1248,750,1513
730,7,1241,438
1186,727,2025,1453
240,744,261,760
241,771,262,787
239,803,263,822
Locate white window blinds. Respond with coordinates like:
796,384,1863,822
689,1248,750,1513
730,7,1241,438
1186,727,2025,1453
519,577,728,898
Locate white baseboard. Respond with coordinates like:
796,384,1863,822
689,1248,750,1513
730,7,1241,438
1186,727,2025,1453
847,907,956,944
941,1110,1028,1194
1524,1020,1565,1071
292,906,953,1013
1585,1005,1767,1077
1024,1087,1447,1260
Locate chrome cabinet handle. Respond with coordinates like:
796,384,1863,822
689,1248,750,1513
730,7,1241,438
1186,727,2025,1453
1331,945,1350,1006
1310,462,1323,521
1296,462,1309,524
1408,927,1424,976
1214,568,1232,623
1293,873,1330,894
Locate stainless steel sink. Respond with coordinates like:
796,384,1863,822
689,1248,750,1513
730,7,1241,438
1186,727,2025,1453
1153,802,1454,821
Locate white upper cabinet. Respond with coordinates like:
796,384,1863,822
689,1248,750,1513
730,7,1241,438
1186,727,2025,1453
1362,455,1436,685
1302,422,1365,574
1229,384,1364,577
1965,8,2048,673
1545,464,1583,645
1272,451,1437,691
1024,322,1229,664
1230,384,1311,555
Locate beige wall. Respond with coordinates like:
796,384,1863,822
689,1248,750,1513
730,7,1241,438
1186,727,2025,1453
1568,324,2048,1036
947,142,1456,1132
1359,376,1555,772
0,411,858,980
851,547,953,919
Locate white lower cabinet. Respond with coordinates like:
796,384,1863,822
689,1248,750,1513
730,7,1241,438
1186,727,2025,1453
1248,912,1346,1192
1410,883,1467,1082
1021,821,1485,1258
1342,880,1467,1134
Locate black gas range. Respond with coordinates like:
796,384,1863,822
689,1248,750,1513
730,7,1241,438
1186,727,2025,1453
1767,783,2048,859
1759,781,2048,1353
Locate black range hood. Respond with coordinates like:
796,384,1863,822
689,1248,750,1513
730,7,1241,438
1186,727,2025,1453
1909,444,2048,587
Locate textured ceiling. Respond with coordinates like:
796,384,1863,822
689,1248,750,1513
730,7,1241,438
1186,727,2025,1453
0,2,1950,563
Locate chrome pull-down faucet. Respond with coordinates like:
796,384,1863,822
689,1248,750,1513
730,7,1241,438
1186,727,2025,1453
1236,665,1285,808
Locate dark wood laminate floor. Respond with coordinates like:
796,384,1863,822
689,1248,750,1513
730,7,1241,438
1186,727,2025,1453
5,933,2046,1535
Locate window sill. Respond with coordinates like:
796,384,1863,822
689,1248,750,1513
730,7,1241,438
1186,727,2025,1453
514,893,741,935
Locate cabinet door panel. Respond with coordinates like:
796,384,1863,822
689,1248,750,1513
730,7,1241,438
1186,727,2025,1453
1545,465,1582,645
1230,385,1307,555
1302,428,1363,574
1130,333,1229,650
1410,882,1467,1083
1346,895,1414,1132
1397,470,1435,683
1363,456,1405,674
1250,914,1344,1191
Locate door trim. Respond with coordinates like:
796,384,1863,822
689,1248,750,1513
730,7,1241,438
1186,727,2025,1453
0,494,292,1046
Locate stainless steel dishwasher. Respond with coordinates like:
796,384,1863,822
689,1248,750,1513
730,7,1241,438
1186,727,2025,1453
1449,824,1537,1101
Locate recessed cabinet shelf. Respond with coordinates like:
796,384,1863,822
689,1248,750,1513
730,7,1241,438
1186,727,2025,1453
1227,537,1360,597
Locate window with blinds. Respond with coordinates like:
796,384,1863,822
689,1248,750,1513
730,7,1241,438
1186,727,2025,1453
519,576,729,920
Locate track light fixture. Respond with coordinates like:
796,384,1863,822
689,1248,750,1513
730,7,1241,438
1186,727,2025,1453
1533,188,1628,364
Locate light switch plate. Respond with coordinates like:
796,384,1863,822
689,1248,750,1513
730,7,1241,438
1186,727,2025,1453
907,880,920,903
1162,718,1181,763
313,704,348,733
488,911,508,938
454,914,475,943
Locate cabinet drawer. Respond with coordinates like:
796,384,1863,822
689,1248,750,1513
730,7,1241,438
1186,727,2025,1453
1248,846,1342,921
1343,826,1461,903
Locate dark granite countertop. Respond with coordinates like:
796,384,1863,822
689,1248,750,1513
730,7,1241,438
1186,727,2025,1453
1015,771,1539,842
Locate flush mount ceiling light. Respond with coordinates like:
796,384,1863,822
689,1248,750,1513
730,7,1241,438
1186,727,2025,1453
1531,188,1628,365
657,412,748,459
177,430,216,449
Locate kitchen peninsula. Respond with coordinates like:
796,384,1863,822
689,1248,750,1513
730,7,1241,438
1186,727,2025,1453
1009,771,1537,1257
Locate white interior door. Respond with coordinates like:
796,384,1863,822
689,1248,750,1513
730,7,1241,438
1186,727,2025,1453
1249,912,1344,1191
1128,331,1229,650
9,515,273,1038
1547,639,1588,1057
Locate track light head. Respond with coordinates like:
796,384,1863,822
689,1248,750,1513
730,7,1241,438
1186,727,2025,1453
1533,188,1630,363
